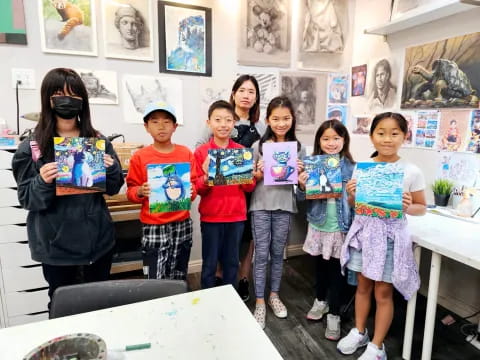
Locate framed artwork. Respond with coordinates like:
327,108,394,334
355,162,404,219
238,0,291,67
207,149,254,186
147,163,191,213
54,137,106,196
122,74,183,125
263,141,298,185
0,0,27,44
303,154,342,199
76,69,118,105
367,57,398,112
437,110,470,152
402,111,416,147
38,0,98,56
352,116,372,135
351,64,367,97
414,110,440,149
327,104,348,125
467,110,480,153
158,1,212,76
280,71,327,145
327,73,349,104
102,0,154,61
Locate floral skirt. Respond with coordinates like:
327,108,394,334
303,224,345,259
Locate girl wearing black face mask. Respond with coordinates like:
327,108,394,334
12,68,125,310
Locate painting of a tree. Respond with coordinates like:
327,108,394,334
401,32,480,109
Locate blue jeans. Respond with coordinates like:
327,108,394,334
200,221,244,289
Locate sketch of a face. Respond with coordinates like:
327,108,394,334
119,15,139,42
375,65,390,92
114,6,143,50
300,90,308,102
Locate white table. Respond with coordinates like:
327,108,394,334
0,285,283,359
402,212,480,360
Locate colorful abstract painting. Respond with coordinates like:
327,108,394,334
355,162,404,219
207,148,254,186
304,154,342,199
147,163,191,213
0,0,27,44
158,1,212,76
263,142,298,185
54,137,106,196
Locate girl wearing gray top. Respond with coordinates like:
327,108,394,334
250,96,305,330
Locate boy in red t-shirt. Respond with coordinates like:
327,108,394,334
194,100,256,289
126,101,197,280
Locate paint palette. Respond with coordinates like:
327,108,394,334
23,333,107,360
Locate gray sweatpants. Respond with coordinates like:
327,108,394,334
251,210,292,299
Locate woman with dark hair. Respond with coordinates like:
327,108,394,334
12,68,124,307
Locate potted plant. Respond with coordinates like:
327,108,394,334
431,179,454,207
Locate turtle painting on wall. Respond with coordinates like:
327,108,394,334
401,32,480,109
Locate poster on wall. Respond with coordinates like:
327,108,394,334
122,75,183,125
296,0,349,70
238,0,291,67
38,0,98,56
102,0,154,61
437,152,480,187
280,71,326,145
402,111,416,147
467,110,480,153
414,110,439,149
327,73,349,104
0,0,27,44
437,110,470,152
401,32,480,109
351,64,367,97
76,69,118,105
158,1,212,76
367,58,398,113
352,115,371,135
327,104,348,125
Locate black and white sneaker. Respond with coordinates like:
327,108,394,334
238,278,250,302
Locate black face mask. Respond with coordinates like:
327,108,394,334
51,96,83,119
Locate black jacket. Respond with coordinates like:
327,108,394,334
12,136,124,265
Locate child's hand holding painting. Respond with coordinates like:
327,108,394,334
137,182,151,198
253,159,264,180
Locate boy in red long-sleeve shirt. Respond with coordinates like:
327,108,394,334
126,101,197,280
194,100,256,289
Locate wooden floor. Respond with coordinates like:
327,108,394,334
187,255,480,360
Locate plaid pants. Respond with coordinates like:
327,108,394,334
142,218,193,280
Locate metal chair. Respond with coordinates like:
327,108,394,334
49,279,188,319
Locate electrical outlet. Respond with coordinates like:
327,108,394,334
11,68,36,89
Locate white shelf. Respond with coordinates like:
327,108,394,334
365,0,480,36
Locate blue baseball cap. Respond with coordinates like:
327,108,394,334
143,101,177,123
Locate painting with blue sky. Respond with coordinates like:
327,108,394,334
355,162,404,219
207,148,253,186
304,154,342,199
148,163,191,213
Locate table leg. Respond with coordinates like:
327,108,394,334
402,246,422,360
421,252,442,360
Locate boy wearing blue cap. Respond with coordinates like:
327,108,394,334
126,101,198,280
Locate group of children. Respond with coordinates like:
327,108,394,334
14,68,426,360
126,95,426,360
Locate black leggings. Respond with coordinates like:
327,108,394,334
315,256,344,315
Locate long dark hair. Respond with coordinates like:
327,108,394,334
229,75,260,123
313,119,354,164
259,96,301,153
370,112,408,158
36,68,97,161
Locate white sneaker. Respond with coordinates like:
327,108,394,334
325,314,341,341
306,299,329,320
253,303,266,330
268,294,288,318
337,328,369,355
358,342,387,360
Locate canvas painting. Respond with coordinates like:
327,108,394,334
207,148,254,186
296,0,349,70
0,0,27,44
352,64,367,97
467,110,480,153
304,154,342,199
238,0,291,67
76,69,118,105
414,110,439,149
54,137,106,196
122,75,183,125
147,163,191,213
158,1,212,76
401,32,480,109
102,0,154,61
437,110,470,152
402,111,416,147
352,116,371,135
280,72,326,144
355,162,404,219
328,73,349,104
327,104,348,125
367,58,398,112
39,0,98,56
263,141,298,185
